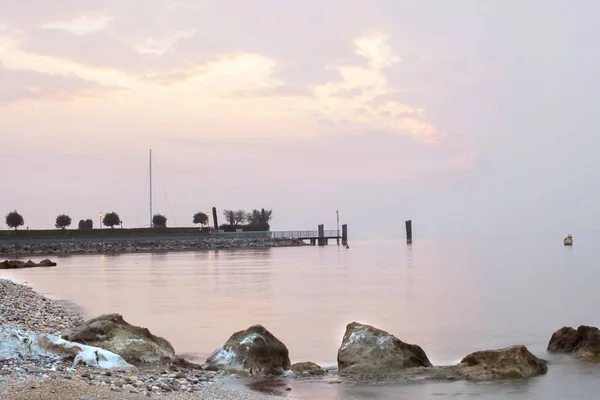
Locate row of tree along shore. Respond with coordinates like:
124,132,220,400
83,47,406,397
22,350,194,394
1,208,273,235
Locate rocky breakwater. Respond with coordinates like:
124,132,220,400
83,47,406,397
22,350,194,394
336,322,547,382
548,325,600,357
0,237,306,256
0,259,56,269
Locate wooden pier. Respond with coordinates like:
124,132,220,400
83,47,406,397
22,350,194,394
272,224,348,246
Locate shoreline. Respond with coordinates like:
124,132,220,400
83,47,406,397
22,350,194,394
0,237,307,258
0,278,283,400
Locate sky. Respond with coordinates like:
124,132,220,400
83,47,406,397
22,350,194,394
1,0,600,238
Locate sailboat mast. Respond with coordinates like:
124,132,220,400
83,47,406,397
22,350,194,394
149,149,153,227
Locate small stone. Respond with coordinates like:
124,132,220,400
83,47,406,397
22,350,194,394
124,384,138,393
159,382,172,392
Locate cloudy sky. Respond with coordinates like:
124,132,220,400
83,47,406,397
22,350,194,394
1,0,599,238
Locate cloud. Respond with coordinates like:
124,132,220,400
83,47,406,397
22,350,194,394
355,33,401,69
228,85,313,99
0,64,119,105
134,29,197,55
1,5,450,148
42,14,114,35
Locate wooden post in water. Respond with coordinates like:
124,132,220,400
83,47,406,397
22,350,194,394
342,224,348,246
405,220,412,244
318,224,325,246
212,207,218,230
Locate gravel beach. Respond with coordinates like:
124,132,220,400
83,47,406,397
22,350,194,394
0,279,283,400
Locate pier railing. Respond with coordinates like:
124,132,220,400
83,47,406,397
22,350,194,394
272,230,339,239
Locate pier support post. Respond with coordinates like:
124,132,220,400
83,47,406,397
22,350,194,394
342,224,348,246
405,220,412,245
318,224,325,246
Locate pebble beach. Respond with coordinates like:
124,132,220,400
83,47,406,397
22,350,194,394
0,279,282,400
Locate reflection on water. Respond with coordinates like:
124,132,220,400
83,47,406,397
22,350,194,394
2,238,600,399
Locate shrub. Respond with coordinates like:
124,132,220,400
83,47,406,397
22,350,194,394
153,214,167,228
243,222,270,232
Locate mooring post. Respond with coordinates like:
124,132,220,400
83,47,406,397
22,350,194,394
318,224,325,246
336,210,340,246
405,220,412,244
212,207,218,231
342,224,348,246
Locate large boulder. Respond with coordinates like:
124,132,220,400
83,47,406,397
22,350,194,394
0,326,134,370
548,325,600,356
337,322,432,380
202,325,291,376
454,345,547,379
61,313,175,365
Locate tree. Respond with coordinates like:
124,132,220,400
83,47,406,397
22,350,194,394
233,210,246,225
222,209,246,226
85,219,93,229
102,212,121,228
193,212,209,226
153,214,167,228
247,208,273,224
5,210,24,230
78,220,85,230
55,214,72,229
223,209,234,225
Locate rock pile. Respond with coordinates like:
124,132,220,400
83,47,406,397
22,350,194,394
0,259,56,269
0,238,305,256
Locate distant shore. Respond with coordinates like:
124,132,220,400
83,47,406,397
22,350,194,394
0,237,307,257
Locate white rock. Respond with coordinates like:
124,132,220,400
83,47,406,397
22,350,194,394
0,325,134,370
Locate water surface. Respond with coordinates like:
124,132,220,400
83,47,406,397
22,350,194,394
2,237,599,399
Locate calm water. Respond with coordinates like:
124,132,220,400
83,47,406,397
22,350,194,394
1,237,600,399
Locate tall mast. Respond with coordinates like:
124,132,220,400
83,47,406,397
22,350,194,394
149,149,153,227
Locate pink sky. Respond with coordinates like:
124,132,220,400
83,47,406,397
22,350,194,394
2,1,599,238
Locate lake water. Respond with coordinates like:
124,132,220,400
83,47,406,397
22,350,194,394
2,237,600,399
